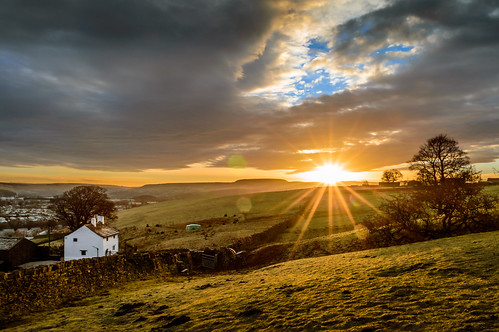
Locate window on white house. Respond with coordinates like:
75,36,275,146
112,245,115,250
73,238,78,242
113,235,116,239
106,237,109,241
81,250,87,256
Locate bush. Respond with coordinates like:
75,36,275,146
364,134,499,247
364,183,499,247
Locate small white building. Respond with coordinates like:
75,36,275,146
64,216,119,261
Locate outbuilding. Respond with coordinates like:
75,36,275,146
0,237,40,271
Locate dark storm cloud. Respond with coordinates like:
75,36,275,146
0,0,273,49
332,0,499,64
0,0,278,171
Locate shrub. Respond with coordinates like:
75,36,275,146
364,184,499,247
364,134,499,247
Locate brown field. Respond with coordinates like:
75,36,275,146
5,230,498,331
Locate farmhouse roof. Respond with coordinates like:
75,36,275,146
0,237,23,251
84,223,119,238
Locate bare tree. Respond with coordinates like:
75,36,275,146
381,169,402,183
50,185,116,231
364,134,498,246
409,134,479,186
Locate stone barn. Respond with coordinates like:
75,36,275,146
0,237,40,271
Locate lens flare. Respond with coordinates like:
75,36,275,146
236,196,252,213
228,155,247,168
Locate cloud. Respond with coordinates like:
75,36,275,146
0,0,278,170
0,0,498,178
251,0,499,171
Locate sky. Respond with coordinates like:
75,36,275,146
0,0,498,186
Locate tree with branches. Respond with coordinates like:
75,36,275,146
409,134,479,185
364,134,498,246
50,185,116,231
381,169,402,183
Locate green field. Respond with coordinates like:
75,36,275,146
116,189,310,228
484,185,499,196
114,186,406,251
277,186,399,242
114,184,499,251
285,184,499,243
115,189,313,250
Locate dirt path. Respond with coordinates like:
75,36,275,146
5,231,498,331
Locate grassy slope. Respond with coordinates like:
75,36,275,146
484,185,499,196
116,189,309,228
7,230,498,331
286,185,499,242
277,186,399,242
116,185,499,231
108,179,316,200
114,186,401,250
115,189,312,250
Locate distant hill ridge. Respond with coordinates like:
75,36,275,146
0,183,126,198
234,178,288,183
0,179,316,199
112,179,316,200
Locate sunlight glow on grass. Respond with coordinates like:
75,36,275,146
290,186,327,258
287,182,390,259
299,163,362,185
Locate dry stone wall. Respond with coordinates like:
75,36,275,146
229,213,299,251
0,250,189,324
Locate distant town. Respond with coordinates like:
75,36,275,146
0,195,142,239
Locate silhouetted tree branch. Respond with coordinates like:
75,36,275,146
364,134,498,247
381,169,402,183
50,185,116,231
409,134,479,186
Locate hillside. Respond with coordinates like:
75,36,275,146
114,186,401,251
0,183,127,198
109,179,316,200
0,179,316,199
5,231,498,331
115,189,312,251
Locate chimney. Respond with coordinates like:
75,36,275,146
91,217,97,226
97,215,105,224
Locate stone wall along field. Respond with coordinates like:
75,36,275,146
0,250,188,324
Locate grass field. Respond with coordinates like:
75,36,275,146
7,230,498,331
114,185,499,251
484,185,499,196
115,189,321,228
115,189,313,250
276,186,399,243
114,186,403,251
281,184,499,244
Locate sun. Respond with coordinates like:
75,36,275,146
300,163,360,185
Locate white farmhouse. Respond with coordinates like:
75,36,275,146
64,216,119,261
